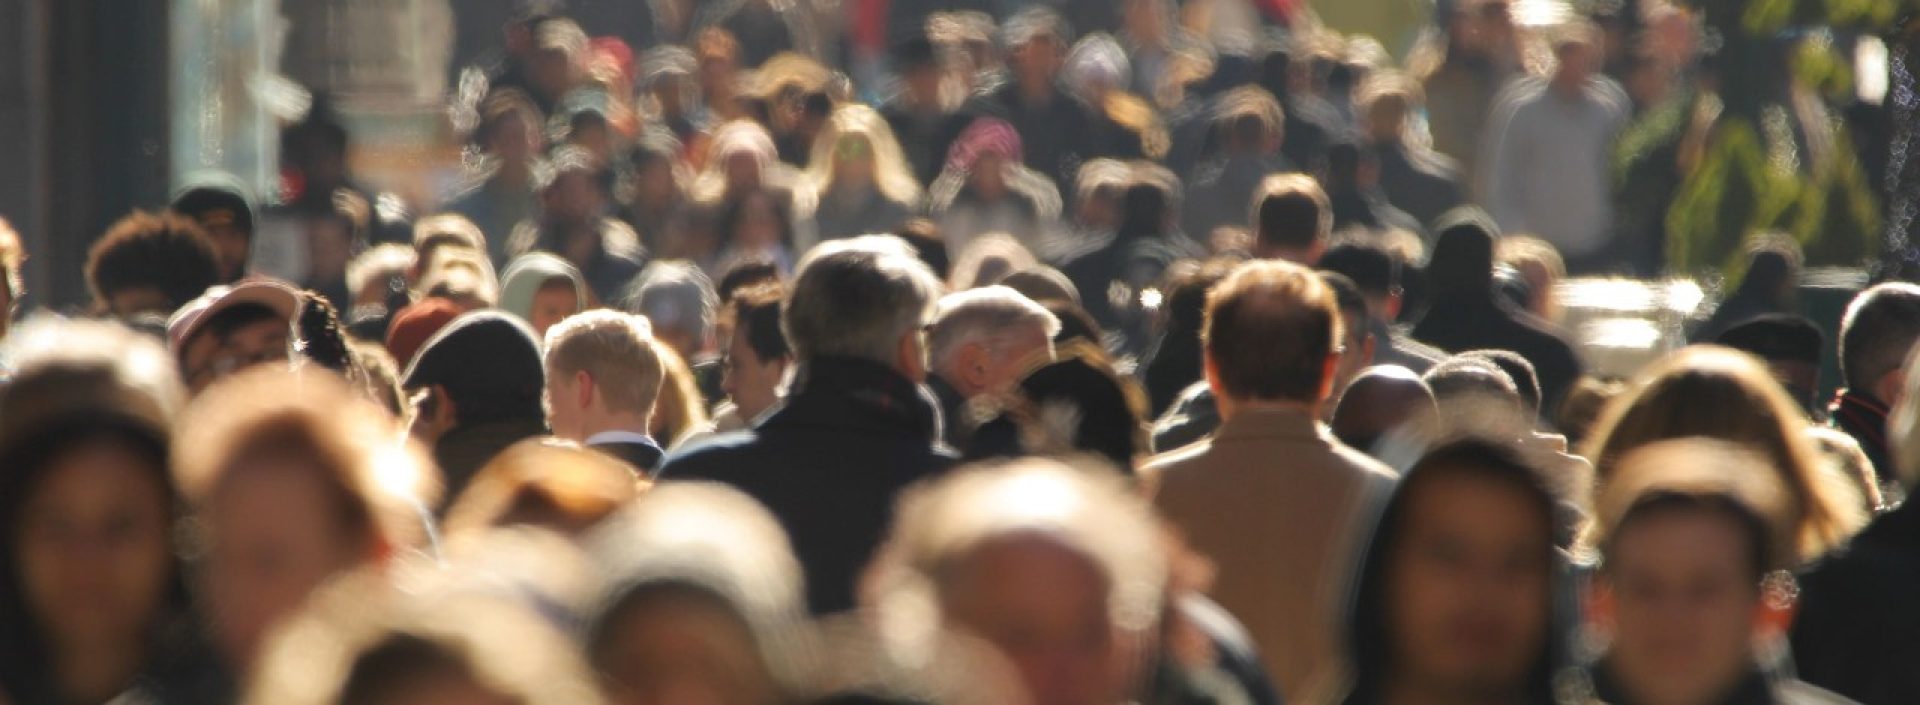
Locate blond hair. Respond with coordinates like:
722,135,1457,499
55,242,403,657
649,338,711,448
800,104,923,209
441,437,646,540
544,310,665,417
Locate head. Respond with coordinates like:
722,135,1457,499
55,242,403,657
695,28,743,102
1839,282,1920,408
1588,440,1792,705
1358,73,1421,143
440,438,643,540
719,189,794,254
1427,209,1500,296
700,121,778,201
541,146,612,229
1319,241,1403,321
542,311,665,443
1251,174,1332,264
1730,234,1802,306
1071,159,1131,232
1461,350,1542,417
411,213,488,270
477,89,545,165
1584,346,1865,565
1003,8,1071,91
403,311,548,446
1424,356,1530,430
415,247,500,311
1202,260,1343,416
871,459,1166,705
624,260,720,361
647,339,711,448
1349,438,1564,705
87,211,222,319
1322,273,1376,404
722,283,792,422
1716,314,1824,414
346,243,418,308
168,281,301,395
929,286,1061,398
808,104,922,207
894,37,946,104
171,175,258,283
949,234,1040,291
1495,236,1564,321
528,18,589,103
281,102,351,194
783,236,945,380
946,118,1023,198
1214,87,1285,156
500,253,588,339
1551,22,1603,88
173,367,438,673
1332,365,1439,452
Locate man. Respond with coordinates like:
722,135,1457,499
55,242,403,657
1319,241,1444,373
1717,313,1826,416
1830,282,1920,485
166,279,302,395
1479,21,1629,272
1330,365,1438,454
623,260,719,366
543,310,668,474
880,36,971,187
1249,174,1332,264
444,90,543,261
404,310,549,501
1592,440,1848,705
1358,73,1469,227
714,283,792,433
926,285,1061,447
171,171,259,284
1146,260,1397,701
505,146,647,305
1341,438,1567,705
660,236,951,615
968,7,1100,194
85,211,222,321
1322,273,1376,411
1182,87,1291,241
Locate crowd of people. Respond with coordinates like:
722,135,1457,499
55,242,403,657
0,0,1916,704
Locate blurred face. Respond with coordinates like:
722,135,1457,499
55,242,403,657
529,47,578,101
201,454,370,672
722,328,788,422
572,123,616,166
831,136,877,190
1600,509,1761,705
969,154,1010,200
107,286,172,319
904,65,943,103
489,112,541,164
547,171,607,226
1012,36,1064,89
529,280,581,338
722,152,764,195
1076,184,1122,230
1554,41,1598,86
307,218,355,281
195,210,252,281
15,443,172,657
596,591,778,705
1384,468,1553,701
182,318,292,394
944,536,1133,705
731,194,784,251
637,160,678,206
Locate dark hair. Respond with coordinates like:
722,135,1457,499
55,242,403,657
1321,271,1368,319
1423,355,1525,416
1461,349,1541,415
1319,242,1400,299
1426,209,1499,294
1840,283,1920,391
86,211,221,312
1045,300,1104,347
339,634,480,705
1253,176,1330,252
1607,492,1774,582
1717,314,1823,365
718,259,783,304
731,283,790,362
1204,261,1339,402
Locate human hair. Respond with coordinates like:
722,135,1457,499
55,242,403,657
544,310,666,417
1461,349,1542,414
1002,5,1072,50
717,258,782,304
537,144,609,194
85,210,221,313
803,104,923,208
0,317,187,446
474,88,542,149
1583,346,1865,564
1319,242,1400,300
695,26,741,66
928,285,1060,373
949,234,1039,291
1213,86,1285,151
783,236,944,367
1552,19,1603,55
1497,236,1566,286
347,340,407,417
1587,439,1792,578
345,243,417,304
1839,282,1920,393
173,366,440,551
441,437,644,540
691,120,778,203
411,213,487,263
650,339,710,448
1357,72,1422,137
623,260,719,351
1252,174,1331,253
728,282,790,362
415,246,499,308
1073,158,1132,207
0,215,20,303
1202,260,1341,403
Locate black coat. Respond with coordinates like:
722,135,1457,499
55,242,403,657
1411,292,1584,417
659,356,956,615
1374,140,1468,228
1792,499,1920,705
591,438,666,476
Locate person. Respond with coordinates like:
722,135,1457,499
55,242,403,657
403,310,549,499
1584,346,1866,566
1357,73,1468,227
880,36,969,187
1042,158,1129,264
166,279,302,395
341,243,416,341
583,482,806,705
685,121,797,269
506,146,648,305
1415,0,1521,177
1831,283,1920,486
543,310,668,474
499,252,590,340
926,285,1060,448
622,131,692,255
623,259,720,365
1717,314,1827,416
962,346,1148,471
1249,173,1332,264
1339,438,1572,705
928,117,1064,255
700,282,790,438
0,320,212,705
1319,241,1444,374
1331,365,1439,454
659,236,951,615
867,458,1176,705
171,366,439,677
443,89,545,261
84,211,221,320
649,338,715,449
1795,350,1920,704
1323,143,1424,237
1141,259,1234,417
1479,21,1630,272
439,438,645,540
0,216,20,346
795,104,922,246
1181,87,1292,242
1495,235,1567,324
1584,439,1853,705
1411,209,1584,415
967,7,1098,193
170,172,259,284
1324,273,1378,410
1058,165,1199,338
1692,236,1804,343
1145,259,1397,702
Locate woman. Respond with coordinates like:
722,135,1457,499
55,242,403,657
687,121,798,273
499,252,590,340
1583,346,1868,565
795,104,922,247
713,188,800,277
927,117,1063,256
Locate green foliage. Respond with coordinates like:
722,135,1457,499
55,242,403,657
1664,119,1803,274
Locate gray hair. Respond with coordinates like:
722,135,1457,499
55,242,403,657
783,235,944,367
623,260,719,346
928,285,1060,374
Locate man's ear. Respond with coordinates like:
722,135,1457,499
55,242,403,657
575,370,596,409
1318,353,1339,402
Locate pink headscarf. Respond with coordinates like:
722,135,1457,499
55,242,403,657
945,118,1024,173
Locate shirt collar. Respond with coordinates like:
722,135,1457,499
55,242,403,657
584,429,658,448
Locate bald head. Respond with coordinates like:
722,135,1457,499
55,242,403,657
1332,365,1437,451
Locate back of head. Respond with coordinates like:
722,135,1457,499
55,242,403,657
1319,242,1399,301
1424,355,1528,426
413,213,487,261
1426,208,1499,294
405,311,547,425
544,310,665,418
1332,365,1438,450
1716,314,1823,366
1461,350,1542,415
0,317,187,446
1251,174,1330,258
441,437,643,540
998,266,1081,306
86,210,222,315
1203,260,1341,403
623,260,719,351
1840,282,1920,393
929,286,1060,371
1214,86,1285,152
784,236,944,369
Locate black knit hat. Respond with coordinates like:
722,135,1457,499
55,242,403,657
1717,313,1824,365
403,310,546,425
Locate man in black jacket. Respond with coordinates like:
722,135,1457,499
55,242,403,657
659,235,952,614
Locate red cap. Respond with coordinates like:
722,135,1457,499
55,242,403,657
385,298,465,371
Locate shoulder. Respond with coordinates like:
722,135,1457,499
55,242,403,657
656,430,763,479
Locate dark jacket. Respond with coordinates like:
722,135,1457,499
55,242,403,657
1590,662,1856,705
659,356,956,614
1792,498,1920,705
402,311,550,499
968,83,1101,192
1829,390,1894,485
591,438,666,476
1181,153,1293,242
1374,139,1469,228
880,99,971,187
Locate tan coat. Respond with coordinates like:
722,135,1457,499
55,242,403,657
1146,405,1396,704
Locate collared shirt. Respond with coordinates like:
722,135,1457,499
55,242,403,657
585,429,658,448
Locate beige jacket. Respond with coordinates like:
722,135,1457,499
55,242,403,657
1145,405,1396,703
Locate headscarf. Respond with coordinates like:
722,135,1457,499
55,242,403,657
500,253,590,326
945,118,1024,174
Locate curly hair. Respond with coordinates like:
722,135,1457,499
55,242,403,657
85,210,220,314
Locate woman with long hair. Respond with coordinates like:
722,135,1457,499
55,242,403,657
794,104,922,248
